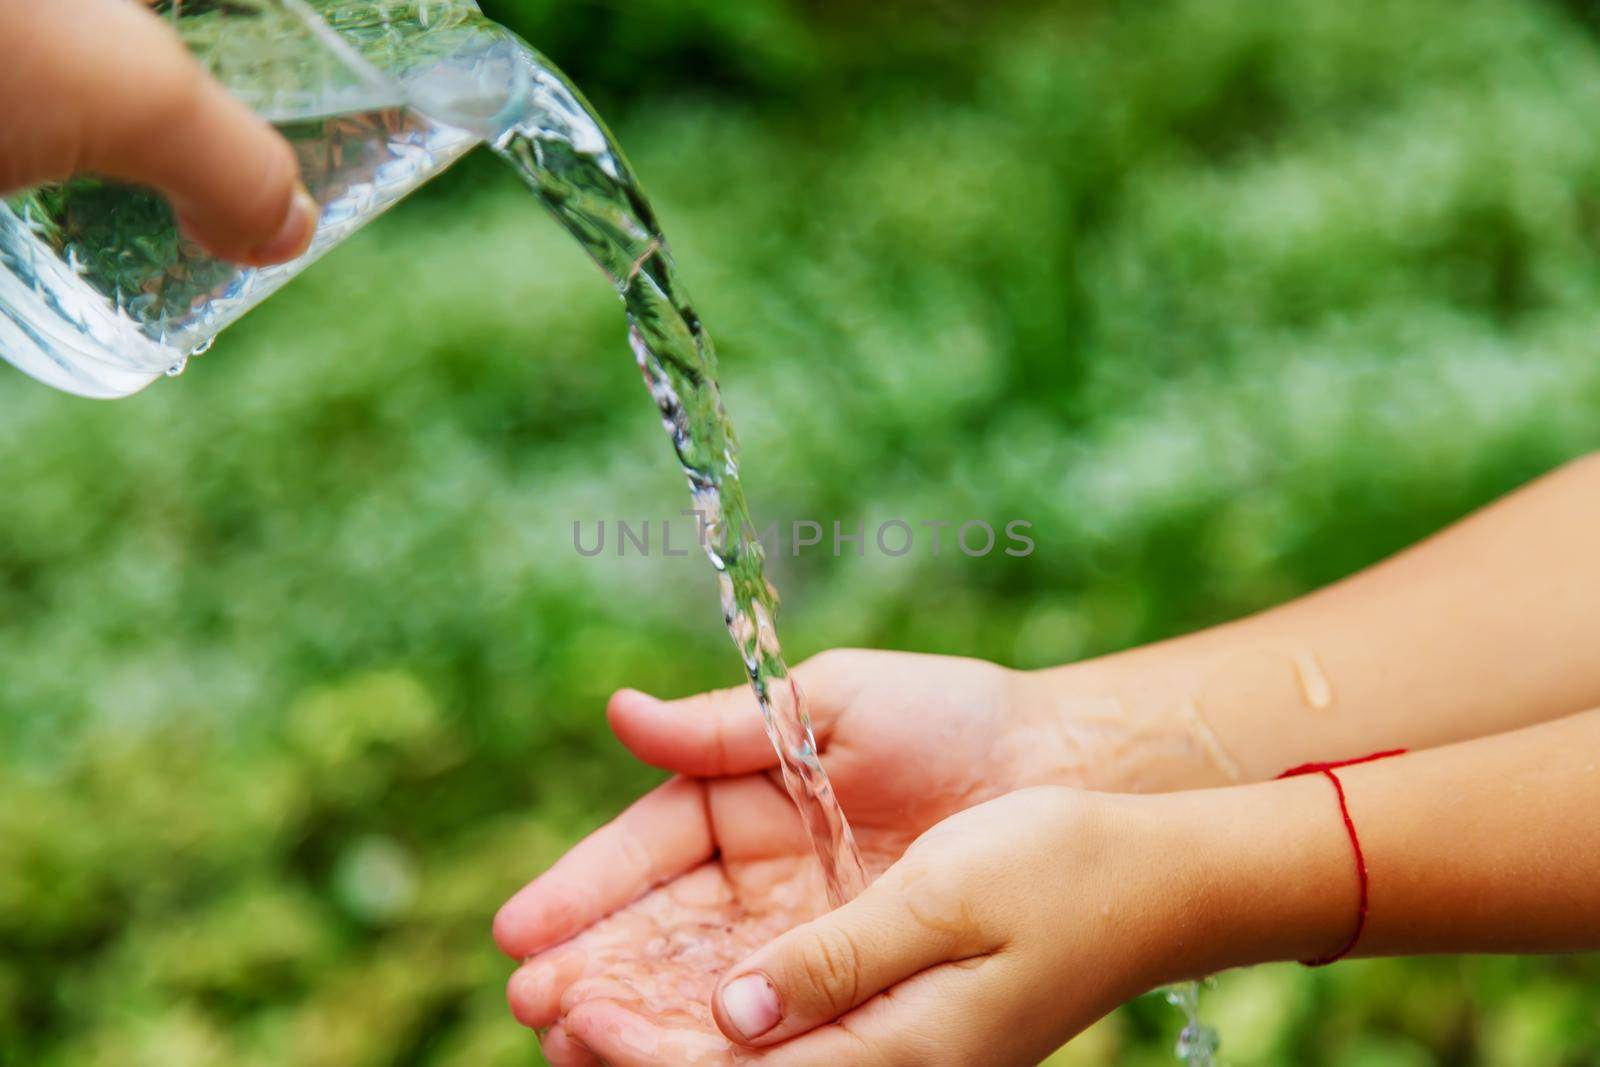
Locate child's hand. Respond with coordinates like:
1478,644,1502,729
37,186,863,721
560,648,1184,841
698,789,1163,1062
523,787,1223,1066
600,649,1049,834
0,0,316,265
499,458,1600,1064
492,650,1070,1062
495,649,1222,1063
495,773,844,1066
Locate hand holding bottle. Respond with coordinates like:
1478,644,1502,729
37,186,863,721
0,0,315,265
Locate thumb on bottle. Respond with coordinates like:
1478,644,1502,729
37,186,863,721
27,0,321,266
118,78,319,267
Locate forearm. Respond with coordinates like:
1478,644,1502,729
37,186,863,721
1177,707,1600,978
1031,453,1600,788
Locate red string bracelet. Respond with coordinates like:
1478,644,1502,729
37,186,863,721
1276,748,1408,967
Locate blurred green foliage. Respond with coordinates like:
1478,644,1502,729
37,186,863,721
4,0,1600,1063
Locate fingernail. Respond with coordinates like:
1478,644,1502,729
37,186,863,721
720,973,782,1041
250,184,318,263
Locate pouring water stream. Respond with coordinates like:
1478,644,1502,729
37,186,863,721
489,49,870,908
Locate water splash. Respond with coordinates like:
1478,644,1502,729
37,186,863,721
1166,982,1220,1066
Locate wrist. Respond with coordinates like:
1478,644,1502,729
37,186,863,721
1138,780,1359,980
1018,658,1245,795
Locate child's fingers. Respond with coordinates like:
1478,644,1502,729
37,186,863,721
712,863,997,1047
561,1001,661,1067
608,686,777,777
564,1000,729,1067
494,777,712,958
607,650,870,779
506,945,588,1030
539,1022,600,1067
752,961,1013,1067
704,773,817,861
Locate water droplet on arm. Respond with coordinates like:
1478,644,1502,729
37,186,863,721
1293,649,1334,710
1180,698,1243,782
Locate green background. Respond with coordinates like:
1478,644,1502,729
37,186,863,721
4,0,1600,1063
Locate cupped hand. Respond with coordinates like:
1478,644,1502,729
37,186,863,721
500,784,1207,1066
492,650,1155,1064
1,0,316,264
495,772,862,1065
587,648,1137,839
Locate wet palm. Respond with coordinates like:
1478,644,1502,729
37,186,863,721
495,650,1067,1064
507,775,903,1065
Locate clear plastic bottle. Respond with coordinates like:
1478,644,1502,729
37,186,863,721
0,0,528,398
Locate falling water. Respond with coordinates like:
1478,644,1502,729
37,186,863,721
1167,982,1220,1066
492,53,869,907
